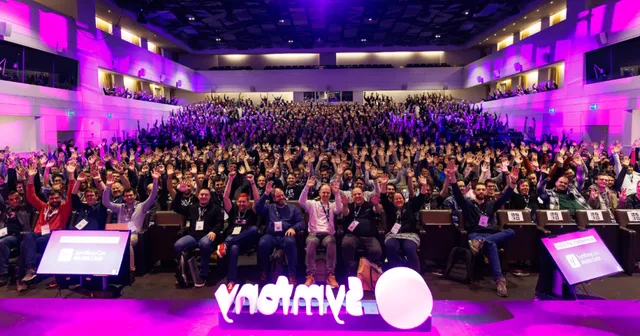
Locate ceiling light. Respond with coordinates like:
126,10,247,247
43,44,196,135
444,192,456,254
279,19,284,23
503,28,506,31
537,9,540,12
108,10,111,13
361,38,367,42
494,34,496,36
524,16,528,19
465,11,469,15
288,40,293,43
368,18,372,21
551,1,554,3
513,23,516,25
216,38,221,42
435,34,441,38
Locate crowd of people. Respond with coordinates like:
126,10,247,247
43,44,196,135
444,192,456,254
0,92,639,298
485,81,559,101
103,86,179,105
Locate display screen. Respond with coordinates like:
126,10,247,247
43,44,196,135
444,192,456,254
541,228,623,285
37,230,129,276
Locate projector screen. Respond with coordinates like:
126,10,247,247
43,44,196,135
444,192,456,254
37,230,129,276
541,228,622,285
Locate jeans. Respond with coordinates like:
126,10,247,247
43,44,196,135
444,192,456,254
0,235,20,274
305,233,336,276
258,234,297,275
385,238,419,272
468,229,515,280
20,232,50,276
224,226,260,282
174,234,215,277
341,234,382,276
130,233,138,272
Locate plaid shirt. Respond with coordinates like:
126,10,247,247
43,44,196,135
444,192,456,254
539,183,591,211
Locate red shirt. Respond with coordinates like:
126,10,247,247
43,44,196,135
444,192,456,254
26,181,75,233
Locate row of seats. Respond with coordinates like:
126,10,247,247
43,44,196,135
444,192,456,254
405,63,452,68
324,64,393,69
208,66,253,71
264,65,319,70
144,201,640,279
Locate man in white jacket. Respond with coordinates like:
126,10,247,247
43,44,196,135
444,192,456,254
299,176,342,288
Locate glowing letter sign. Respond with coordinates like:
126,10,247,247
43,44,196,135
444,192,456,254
215,267,432,331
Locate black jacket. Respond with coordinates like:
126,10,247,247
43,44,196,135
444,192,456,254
452,184,513,234
381,193,425,235
172,191,224,239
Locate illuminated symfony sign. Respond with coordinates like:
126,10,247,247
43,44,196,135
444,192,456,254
215,267,433,331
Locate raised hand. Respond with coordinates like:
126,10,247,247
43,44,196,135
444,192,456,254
228,170,237,181
589,188,599,200
619,189,628,203
151,167,161,180
246,173,255,184
178,180,189,193
418,175,427,186
508,166,519,186
331,181,340,194
306,176,316,189
190,164,198,175
166,165,174,176
106,173,115,187
378,173,389,186
265,181,274,195
370,194,381,206
46,159,55,168
407,169,414,178
66,160,77,174
77,172,87,182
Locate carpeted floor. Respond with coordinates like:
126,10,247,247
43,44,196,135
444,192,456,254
1,268,639,301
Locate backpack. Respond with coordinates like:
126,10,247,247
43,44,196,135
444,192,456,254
357,257,383,291
175,250,201,288
443,247,474,284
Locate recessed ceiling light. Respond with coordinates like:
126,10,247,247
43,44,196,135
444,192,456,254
494,34,497,36
361,38,367,42
524,16,527,19
108,10,111,13
279,19,284,23
216,38,221,41
368,18,372,21
513,23,516,25
288,40,293,43
537,9,540,12
435,34,441,38
464,11,469,15
503,28,506,31
550,1,554,3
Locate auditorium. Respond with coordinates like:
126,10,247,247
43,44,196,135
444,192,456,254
0,0,639,335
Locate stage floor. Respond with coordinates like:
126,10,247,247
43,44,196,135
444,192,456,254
0,299,637,336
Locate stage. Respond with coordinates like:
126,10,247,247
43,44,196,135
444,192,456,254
0,298,637,336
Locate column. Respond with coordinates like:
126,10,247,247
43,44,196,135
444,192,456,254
141,37,149,51
319,53,336,66
540,16,550,30
537,68,551,86
112,25,122,40
113,74,125,89
512,31,520,44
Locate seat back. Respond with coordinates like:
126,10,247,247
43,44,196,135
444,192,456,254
419,210,456,261
576,210,619,259
615,209,640,228
575,210,613,228
154,211,185,228
497,210,537,261
536,210,576,235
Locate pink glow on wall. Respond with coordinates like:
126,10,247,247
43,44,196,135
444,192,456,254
39,9,68,51
589,5,606,36
611,0,640,33
2,0,31,30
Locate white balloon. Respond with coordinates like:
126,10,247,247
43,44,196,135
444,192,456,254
375,267,433,330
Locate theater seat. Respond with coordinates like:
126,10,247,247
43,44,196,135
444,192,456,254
536,210,575,237
597,209,638,276
419,210,457,265
148,211,185,265
497,209,537,264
